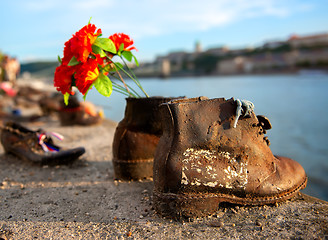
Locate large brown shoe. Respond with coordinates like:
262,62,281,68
153,97,307,219
1,122,85,165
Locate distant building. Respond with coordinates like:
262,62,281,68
218,56,248,74
205,46,229,56
160,59,171,78
288,33,328,48
263,40,286,49
166,51,187,64
135,32,328,77
195,41,202,54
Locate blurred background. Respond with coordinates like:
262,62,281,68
1,0,327,201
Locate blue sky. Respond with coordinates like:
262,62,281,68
1,0,327,63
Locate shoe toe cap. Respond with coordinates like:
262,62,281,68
258,155,307,197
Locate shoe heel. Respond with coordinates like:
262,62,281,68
153,191,221,219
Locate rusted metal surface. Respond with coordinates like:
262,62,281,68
112,97,181,180
153,97,307,219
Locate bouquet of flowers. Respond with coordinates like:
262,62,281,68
54,20,148,105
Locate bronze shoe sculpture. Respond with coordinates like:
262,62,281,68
153,97,307,219
1,121,85,165
112,97,182,180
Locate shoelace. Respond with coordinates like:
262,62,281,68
233,99,254,128
38,132,64,152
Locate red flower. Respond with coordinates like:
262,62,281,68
62,40,74,65
109,33,137,52
74,56,103,95
54,64,77,95
62,23,102,64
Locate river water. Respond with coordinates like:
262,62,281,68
84,73,328,201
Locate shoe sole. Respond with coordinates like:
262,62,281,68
113,158,154,180
153,177,307,219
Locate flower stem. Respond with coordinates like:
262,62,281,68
105,53,149,98
112,87,133,97
112,81,139,98
110,74,141,98
120,57,149,97
112,63,133,97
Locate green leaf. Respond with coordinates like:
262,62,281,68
122,51,133,62
57,55,62,64
119,43,124,53
82,84,93,100
117,43,124,56
92,45,106,57
93,38,117,54
94,73,113,97
88,17,92,24
63,93,70,105
68,56,80,66
132,54,139,66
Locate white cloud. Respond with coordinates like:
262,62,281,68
18,0,313,39
22,0,114,11
4,0,318,61
73,0,115,10
23,0,58,12
92,0,303,38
